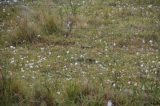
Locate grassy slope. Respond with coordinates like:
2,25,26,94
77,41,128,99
0,0,160,106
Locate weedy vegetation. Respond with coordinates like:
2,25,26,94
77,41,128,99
0,0,160,106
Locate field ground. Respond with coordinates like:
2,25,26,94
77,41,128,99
0,0,160,106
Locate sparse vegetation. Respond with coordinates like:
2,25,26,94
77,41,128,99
0,0,160,106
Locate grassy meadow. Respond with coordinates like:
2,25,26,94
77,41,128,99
0,0,160,106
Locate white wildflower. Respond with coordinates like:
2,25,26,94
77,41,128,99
148,5,152,8
95,61,99,64
40,48,44,51
136,52,139,55
29,65,33,68
57,92,61,95
134,82,138,86
48,51,52,55
10,46,15,49
37,35,41,37
75,62,78,65
149,40,153,43
112,83,116,88
145,69,149,73
82,1,85,4
32,76,36,79
66,78,72,81
10,60,14,64
113,43,116,46
140,64,144,67
128,81,131,85
3,9,5,12
80,55,84,58
22,75,25,78
66,51,69,54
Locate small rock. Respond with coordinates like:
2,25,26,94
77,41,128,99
107,100,113,106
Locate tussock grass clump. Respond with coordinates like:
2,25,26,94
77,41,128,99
65,82,83,104
10,19,43,46
0,71,27,106
144,34,160,43
42,14,61,35
63,81,131,106
34,7,63,36
9,81,26,105
32,89,56,106
8,5,64,46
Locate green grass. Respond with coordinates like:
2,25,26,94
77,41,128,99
0,0,160,106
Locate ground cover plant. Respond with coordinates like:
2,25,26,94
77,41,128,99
0,0,160,106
